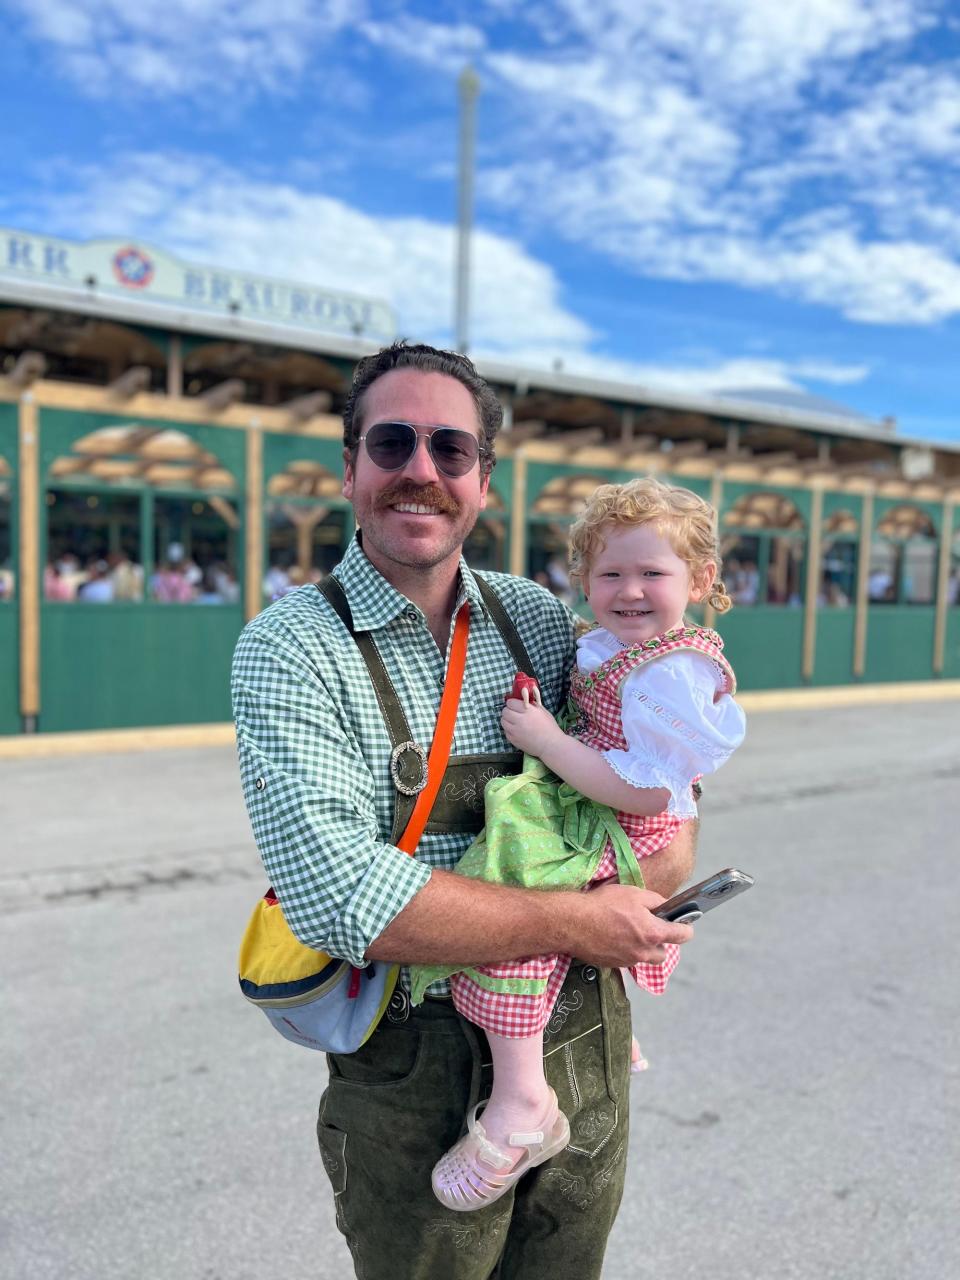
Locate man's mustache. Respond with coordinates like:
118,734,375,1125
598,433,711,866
375,482,460,517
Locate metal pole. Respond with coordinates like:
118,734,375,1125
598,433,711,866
455,65,480,354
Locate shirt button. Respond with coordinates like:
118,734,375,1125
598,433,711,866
437,674,445,688
255,777,266,791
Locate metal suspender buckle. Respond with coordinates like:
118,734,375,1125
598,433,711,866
390,740,428,796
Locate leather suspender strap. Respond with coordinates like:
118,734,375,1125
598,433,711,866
318,578,420,791
317,577,471,852
474,576,536,676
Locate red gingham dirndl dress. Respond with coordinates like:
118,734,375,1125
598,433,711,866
450,626,736,1039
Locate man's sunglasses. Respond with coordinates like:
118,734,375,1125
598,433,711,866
358,420,484,478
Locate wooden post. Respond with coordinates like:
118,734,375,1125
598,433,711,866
167,334,183,398
18,394,40,729
245,422,263,622
933,498,955,674
509,449,528,578
853,491,874,678
801,485,824,681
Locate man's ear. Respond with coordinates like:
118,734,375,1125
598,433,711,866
478,470,490,511
342,448,354,501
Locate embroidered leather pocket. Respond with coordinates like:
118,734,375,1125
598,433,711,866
543,965,630,1161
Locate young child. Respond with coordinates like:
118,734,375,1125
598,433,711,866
411,477,746,1212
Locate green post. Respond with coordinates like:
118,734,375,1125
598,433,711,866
141,489,154,598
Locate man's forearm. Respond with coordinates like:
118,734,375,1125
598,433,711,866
365,870,573,965
365,866,694,970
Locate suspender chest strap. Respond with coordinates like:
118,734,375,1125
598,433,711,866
317,576,536,841
320,578,537,839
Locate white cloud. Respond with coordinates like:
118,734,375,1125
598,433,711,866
9,0,356,95
482,348,870,398
14,149,872,402
358,15,486,73
472,1,960,326
15,151,591,354
807,65,960,167
503,0,931,101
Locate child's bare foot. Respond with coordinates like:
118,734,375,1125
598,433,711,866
630,1036,649,1074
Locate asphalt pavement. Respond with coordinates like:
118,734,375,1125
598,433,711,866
2,699,957,1280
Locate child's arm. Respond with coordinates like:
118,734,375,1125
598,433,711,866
501,697,670,816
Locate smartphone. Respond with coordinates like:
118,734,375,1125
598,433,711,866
653,868,754,925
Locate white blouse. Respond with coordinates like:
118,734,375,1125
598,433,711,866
576,627,746,819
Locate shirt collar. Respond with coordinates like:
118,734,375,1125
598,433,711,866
333,534,489,632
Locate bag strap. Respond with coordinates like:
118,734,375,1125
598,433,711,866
395,603,469,853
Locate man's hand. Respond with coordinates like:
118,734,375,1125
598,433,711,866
572,882,694,967
501,697,564,757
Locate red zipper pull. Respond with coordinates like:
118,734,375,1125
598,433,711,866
347,967,362,999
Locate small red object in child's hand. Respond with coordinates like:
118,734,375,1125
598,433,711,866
510,673,540,701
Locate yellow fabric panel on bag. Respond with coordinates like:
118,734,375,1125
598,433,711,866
238,899,336,987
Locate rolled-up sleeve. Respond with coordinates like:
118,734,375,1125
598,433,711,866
231,623,432,967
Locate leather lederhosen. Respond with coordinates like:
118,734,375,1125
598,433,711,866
317,576,536,844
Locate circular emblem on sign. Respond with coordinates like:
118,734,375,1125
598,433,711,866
112,245,155,289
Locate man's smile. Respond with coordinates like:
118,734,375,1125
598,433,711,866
375,481,460,518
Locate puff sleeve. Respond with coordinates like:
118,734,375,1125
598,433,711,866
602,651,746,819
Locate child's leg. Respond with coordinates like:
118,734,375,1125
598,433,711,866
479,1030,555,1165
630,1035,649,1073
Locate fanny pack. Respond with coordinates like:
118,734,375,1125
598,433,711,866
238,593,471,1054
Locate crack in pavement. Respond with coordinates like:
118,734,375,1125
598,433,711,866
6,761,957,912
1,848,262,912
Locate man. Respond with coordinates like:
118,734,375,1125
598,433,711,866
232,342,695,1279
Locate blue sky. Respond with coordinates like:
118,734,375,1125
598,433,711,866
2,0,960,441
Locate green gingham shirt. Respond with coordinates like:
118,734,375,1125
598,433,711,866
232,536,576,988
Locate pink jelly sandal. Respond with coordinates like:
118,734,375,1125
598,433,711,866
432,1090,571,1212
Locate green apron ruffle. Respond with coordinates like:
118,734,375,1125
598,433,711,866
409,755,644,1005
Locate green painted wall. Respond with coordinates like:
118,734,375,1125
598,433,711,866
714,606,804,690
0,404,17,733
39,603,242,731
813,610,857,685
0,608,15,732
944,611,960,679
35,408,246,732
862,607,936,682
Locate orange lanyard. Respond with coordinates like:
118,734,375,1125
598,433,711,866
395,602,470,855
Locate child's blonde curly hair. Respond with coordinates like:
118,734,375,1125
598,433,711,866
568,476,733,613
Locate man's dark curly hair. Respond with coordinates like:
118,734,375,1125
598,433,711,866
342,341,502,476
